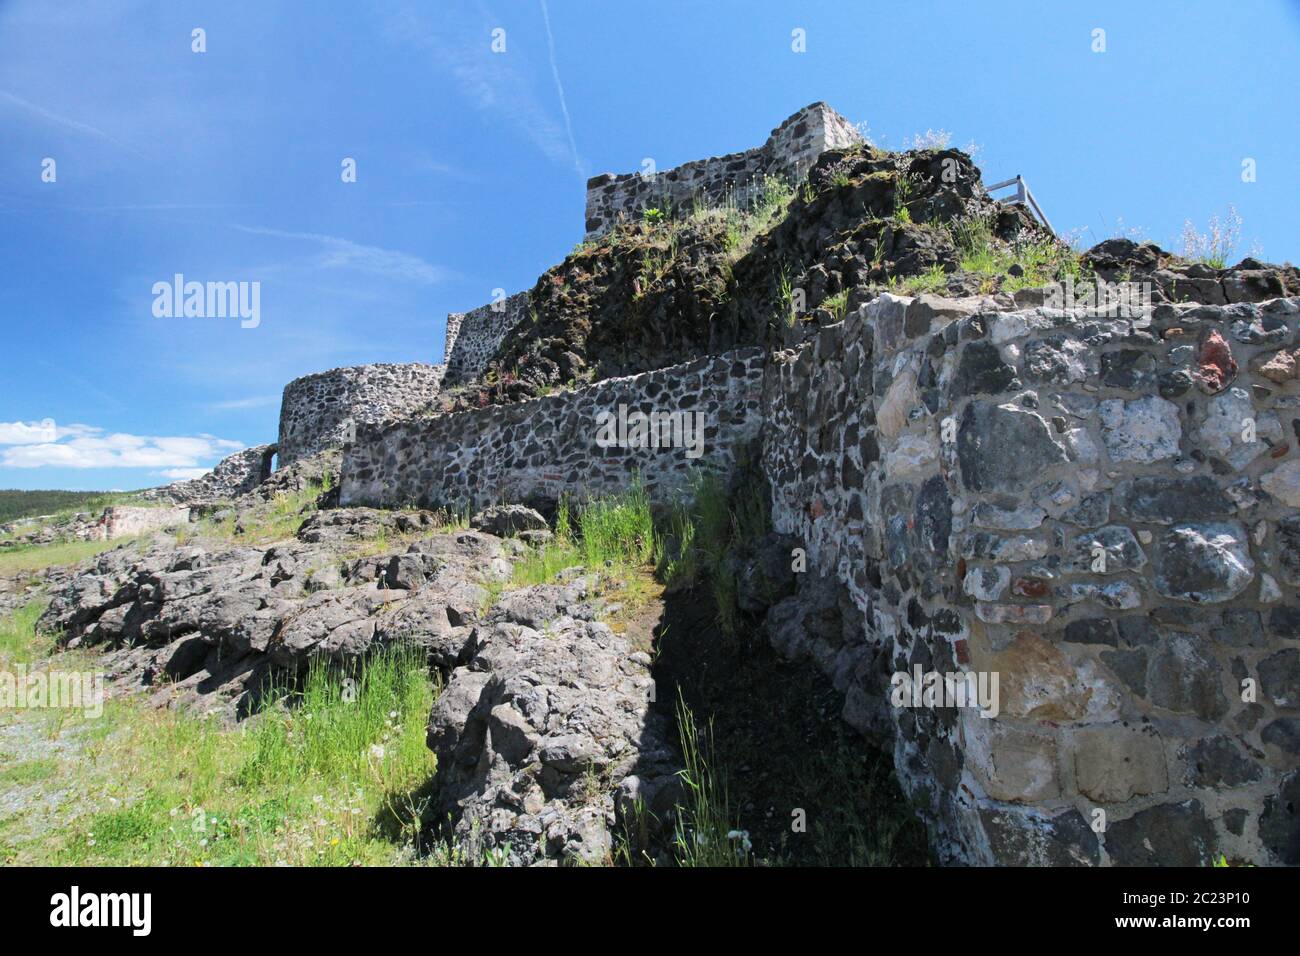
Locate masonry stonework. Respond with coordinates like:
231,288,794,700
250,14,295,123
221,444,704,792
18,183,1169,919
339,349,767,512
443,290,530,386
762,292,1300,865
583,102,862,239
100,504,191,540
277,363,447,467
143,444,278,504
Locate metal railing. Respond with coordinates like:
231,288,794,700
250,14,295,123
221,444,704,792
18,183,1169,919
986,175,1054,235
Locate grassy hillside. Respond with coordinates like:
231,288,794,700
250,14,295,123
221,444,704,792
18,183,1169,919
0,489,140,524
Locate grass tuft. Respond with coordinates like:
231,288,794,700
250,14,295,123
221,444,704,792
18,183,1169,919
671,694,749,867
657,471,768,635
0,599,51,665
0,602,440,867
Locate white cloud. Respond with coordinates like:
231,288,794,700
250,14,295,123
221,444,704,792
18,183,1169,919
159,467,210,481
0,422,243,470
0,420,58,444
0,420,105,444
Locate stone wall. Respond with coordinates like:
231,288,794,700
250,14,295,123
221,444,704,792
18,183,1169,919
339,349,767,513
583,102,861,239
443,290,530,386
2,504,191,546
278,364,447,467
142,444,277,504
101,505,191,540
761,292,1300,866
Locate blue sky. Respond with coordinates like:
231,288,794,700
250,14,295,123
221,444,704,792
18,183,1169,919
2,0,1297,491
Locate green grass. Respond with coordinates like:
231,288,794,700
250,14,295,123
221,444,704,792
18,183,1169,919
503,487,662,619
820,288,850,321
0,537,129,576
1180,205,1242,270
501,476,765,637
689,174,795,262
656,503,699,589
945,212,1080,292
237,650,433,791
777,266,797,327
0,597,440,867
509,487,654,584
893,172,919,222
671,694,749,867
184,479,329,545
657,471,768,635
576,486,656,567
44,645,437,866
0,599,49,665
889,263,949,296
0,757,59,786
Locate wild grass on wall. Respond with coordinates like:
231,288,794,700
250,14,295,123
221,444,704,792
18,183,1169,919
503,471,770,636
657,471,770,634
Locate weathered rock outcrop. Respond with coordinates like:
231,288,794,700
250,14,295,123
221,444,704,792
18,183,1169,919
33,506,678,864
37,509,509,719
428,576,677,865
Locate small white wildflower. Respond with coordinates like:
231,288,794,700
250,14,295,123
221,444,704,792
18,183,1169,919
726,829,753,854
369,743,385,761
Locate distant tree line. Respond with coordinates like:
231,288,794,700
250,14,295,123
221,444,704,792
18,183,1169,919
0,489,124,524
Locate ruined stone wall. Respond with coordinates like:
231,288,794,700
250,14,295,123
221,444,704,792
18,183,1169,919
762,292,1300,866
443,290,530,386
278,364,446,467
142,444,278,504
2,503,192,546
339,349,767,513
583,102,862,239
101,505,191,540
